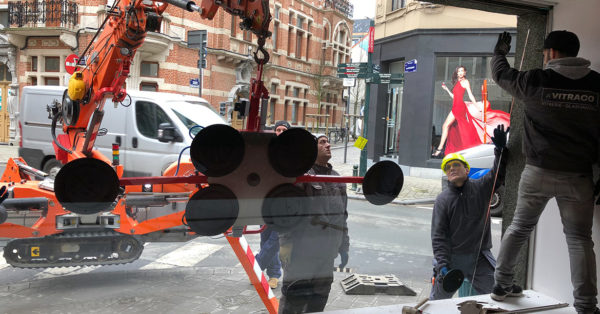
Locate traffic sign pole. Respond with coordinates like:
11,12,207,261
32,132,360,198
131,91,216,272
360,21,375,177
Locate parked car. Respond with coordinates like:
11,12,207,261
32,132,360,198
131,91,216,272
441,142,507,217
18,86,226,177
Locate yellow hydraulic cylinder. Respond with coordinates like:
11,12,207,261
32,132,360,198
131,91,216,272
68,71,86,101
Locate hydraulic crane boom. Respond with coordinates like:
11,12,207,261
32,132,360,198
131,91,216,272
58,0,271,160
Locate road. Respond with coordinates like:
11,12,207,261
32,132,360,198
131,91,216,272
0,199,502,313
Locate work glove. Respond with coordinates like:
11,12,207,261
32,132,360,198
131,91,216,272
491,124,510,151
338,250,349,269
594,178,600,205
0,186,7,204
494,31,512,56
440,266,449,277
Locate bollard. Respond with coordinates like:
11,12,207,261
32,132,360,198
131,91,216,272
352,165,358,191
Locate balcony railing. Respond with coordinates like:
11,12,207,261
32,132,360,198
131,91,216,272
323,0,354,18
8,0,78,28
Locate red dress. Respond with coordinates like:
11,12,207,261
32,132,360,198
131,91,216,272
467,100,510,144
444,82,482,154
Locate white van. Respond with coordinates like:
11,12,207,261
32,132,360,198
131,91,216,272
18,86,226,177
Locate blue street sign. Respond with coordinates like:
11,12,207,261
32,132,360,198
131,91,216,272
190,78,200,88
405,59,417,73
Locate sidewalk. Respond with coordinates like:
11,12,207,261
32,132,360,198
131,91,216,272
0,141,441,203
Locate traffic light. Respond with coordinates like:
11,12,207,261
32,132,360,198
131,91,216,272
187,30,207,68
201,32,207,68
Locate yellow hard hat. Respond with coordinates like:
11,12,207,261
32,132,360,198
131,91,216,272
441,153,470,174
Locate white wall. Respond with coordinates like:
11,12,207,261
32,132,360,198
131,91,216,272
530,0,600,305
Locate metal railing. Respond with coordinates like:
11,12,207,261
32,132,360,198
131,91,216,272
8,0,78,28
323,0,354,18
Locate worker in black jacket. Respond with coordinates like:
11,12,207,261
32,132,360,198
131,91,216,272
490,31,600,314
278,134,349,314
430,125,509,300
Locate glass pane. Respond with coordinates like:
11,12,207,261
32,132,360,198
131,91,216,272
44,57,60,72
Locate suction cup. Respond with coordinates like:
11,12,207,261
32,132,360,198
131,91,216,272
262,183,307,232
54,158,120,214
190,124,245,177
362,161,404,205
268,128,317,177
184,184,239,236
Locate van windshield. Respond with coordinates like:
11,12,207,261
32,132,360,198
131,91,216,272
169,101,225,137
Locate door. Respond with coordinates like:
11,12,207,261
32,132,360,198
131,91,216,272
384,84,403,156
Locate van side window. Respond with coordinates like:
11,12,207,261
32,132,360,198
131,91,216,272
135,101,172,139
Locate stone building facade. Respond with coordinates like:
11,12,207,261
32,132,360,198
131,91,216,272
1,0,353,136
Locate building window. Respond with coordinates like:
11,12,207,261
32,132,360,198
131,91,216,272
302,103,307,125
288,28,293,56
0,10,8,28
44,77,60,85
31,56,38,71
30,77,38,85
284,100,289,120
231,16,237,37
306,34,311,59
44,57,60,72
271,83,277,94
297,16,304,29
140,82,158,91
269,98,276,124
274,6,280,20
141,62,158,77
289,12,294,25
285,86,289,96
243,30,252,42
392,0,406,11
292,101,299,124
272,22,279,51
303,89,307,98
293,87,300,98
0,63,11,82
326,93,331,103
296,31,303,59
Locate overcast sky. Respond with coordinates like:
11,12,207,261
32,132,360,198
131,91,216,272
350,0,375,19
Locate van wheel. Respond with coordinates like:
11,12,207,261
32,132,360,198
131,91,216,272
490,191,502,217
43,159,63,179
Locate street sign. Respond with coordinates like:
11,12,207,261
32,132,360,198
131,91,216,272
190,78,200,88
65,54,79,75
338,72,372,79
366,73,404,84
405,59,417,73
337,62,369,69
343,78,356,87
372,64,381,73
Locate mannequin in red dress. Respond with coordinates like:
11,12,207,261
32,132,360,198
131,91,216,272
433,66,482,156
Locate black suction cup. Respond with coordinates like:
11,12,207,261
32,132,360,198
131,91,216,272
262,183,307,232
190,124,245,177
54,158,120,215
184,184,239,236
442,269,465,293
268,128,317,177
363,161,404,205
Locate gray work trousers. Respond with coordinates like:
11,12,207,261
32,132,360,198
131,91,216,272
495,164,597,313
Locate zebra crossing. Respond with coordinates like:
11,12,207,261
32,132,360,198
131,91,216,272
0,235,262,284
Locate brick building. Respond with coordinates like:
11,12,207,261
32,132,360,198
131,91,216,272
0,0,353,141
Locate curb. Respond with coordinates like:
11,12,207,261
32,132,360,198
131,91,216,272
347,193,436,205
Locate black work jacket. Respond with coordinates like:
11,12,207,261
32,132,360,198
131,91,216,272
431,148,507,270
491,55,600,173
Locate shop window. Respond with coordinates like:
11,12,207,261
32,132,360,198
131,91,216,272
141,62,158,77
0,63,11,82
44,57,60,72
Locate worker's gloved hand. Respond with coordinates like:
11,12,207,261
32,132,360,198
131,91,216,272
494,31,512,56
0,186,7,204
338,250,349,269
491,124,509,150
440,266,449,277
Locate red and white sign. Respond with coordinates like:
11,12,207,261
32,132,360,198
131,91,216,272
368,26,374,53
65,54,79,75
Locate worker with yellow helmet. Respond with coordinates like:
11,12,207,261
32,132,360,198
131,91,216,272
430,124,509,300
